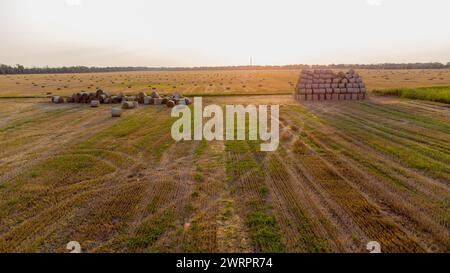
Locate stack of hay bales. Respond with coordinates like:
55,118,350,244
67,89,115,104
294,69,366,101
53,88,192,109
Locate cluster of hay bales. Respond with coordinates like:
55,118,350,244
294,69,366,101
52,89,191,109
142,91,191,107
64,89,112,104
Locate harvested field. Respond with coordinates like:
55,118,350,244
0,90,448,252
2,69,450,98
0,68,449,254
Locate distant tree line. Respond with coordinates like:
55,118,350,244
1,62,450,75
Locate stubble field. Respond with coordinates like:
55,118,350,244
0,69,449,252
1,69,450,98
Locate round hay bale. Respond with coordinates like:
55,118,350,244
96,89,104,97
72,93,79,103
144,96,153,105
151,91,160,98
161,97,169,104
79,92,89,103
99,94,107,103
121,101,134,109
166,100,175,108
137,92,146,103
125,95,136,102
153,98,163,105
111,107,122,117
88,92,96,102
133,101,139,108
52,96,64,103
173,92,182,99
111,96,120,103
90,100,100,107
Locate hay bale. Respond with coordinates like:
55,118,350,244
154,98,163,105
88,92,96,102
151,91,160,98
184,98,191,105
161,97,169,104
79,92,89,103
90,100,100,107
173,92,182,99
52,96,64,103
137,92,147,103
166,100,175,108
121,101,135,109
111,96,121,103
125,95,136,102
96,89,104,97
72,93,79,103
99,94,107,103
111,107,122,117
144,96,153,105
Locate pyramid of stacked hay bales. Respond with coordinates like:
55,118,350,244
295,69,366,101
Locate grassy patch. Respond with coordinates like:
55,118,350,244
373,86,450,104
126,209,175,250
17,154,115,187
246,206,285,252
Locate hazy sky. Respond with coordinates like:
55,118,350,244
1,0,449,67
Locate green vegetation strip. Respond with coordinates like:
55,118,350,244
225,132,285,252
372,86,450,104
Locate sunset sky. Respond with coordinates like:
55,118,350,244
1,0,449,67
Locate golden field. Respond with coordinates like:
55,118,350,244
1,69,450,98
0,69,449,253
